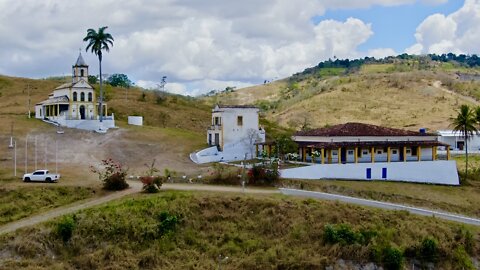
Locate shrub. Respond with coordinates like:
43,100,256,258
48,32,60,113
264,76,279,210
323,224,358,245
207,163,240,185
56,215,76,243
140,176,163,193
158,211,179,236
90,159,129,191
419,237,439,262
382,246,404,270
247,161,280,186
453,246,475,270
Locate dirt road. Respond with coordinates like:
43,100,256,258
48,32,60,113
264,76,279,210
0,182,278,235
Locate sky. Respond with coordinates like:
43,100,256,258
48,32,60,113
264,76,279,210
0,0,479,96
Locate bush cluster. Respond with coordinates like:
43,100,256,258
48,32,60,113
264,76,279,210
90,159,129,191
140,176,163,193
207,163,241,185
157,211,179,236
247,162,280,186
323,224,377,246
56,215,76,243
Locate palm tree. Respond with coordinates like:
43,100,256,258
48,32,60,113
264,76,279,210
451,104,478,180
83,26,114,122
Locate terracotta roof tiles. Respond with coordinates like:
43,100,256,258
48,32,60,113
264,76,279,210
295,122,434,137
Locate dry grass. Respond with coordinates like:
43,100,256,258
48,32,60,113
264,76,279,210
0,191,478,269
213,68,476,131
280,178,480,218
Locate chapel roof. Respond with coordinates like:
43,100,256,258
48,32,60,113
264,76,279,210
74,52,88,67
295,122,435,137
36,95,69,105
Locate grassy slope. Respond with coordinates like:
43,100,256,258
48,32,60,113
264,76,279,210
207,65,480,131
0,191,478,269
0,75,211,183
0,186,95,225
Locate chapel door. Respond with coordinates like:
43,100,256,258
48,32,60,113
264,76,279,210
79,105,86,120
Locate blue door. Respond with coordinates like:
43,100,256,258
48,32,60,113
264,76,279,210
366,168,371,179
382,168,387,179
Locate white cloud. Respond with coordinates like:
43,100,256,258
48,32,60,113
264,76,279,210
408,0,480,55
0,0,443,95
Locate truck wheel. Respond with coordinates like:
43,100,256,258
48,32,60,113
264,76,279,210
46,178,52,183
24,177,30,182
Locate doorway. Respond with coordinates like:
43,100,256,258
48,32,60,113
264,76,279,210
79,105,86,120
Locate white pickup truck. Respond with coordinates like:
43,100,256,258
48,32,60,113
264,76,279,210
23,170,60,183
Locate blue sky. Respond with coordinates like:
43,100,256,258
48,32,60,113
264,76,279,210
317,0,464,55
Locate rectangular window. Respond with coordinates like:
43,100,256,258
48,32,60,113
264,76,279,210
406,149,411,154
237,116,243,126
362,150,368,155
332,151,338,156
347,150,354,155
392,149,398,155
377,150,382,155
214,117,221,126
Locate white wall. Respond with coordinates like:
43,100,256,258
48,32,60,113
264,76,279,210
128,116,143,126
438,134,480,151
280,161,459,185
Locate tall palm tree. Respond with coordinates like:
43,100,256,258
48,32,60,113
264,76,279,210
83,26,114,122
451,104,478,180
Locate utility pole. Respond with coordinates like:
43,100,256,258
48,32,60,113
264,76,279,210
13,140,16,177
8,121,14,148
25,135,28,174
44,137,47,169
34,135,37,170
26,84,31,118
55,139,58,174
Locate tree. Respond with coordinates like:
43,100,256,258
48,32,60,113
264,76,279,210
83,26,114,122
451,104,478,181
107,73,132,88
88,75,98,84
245,128,260,159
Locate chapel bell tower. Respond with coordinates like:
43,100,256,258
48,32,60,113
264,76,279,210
72,51,89,83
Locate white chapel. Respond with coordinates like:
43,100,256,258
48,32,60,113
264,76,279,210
35,53,115,132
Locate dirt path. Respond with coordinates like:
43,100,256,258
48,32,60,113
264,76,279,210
0,182,278,235
432,80,480,105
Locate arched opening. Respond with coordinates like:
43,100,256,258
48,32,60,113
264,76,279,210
80,69,84,77
73,92,77,101
80,92,85,102
88,92,92,102
79,105,86,120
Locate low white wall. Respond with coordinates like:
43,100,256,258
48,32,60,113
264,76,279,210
280,161,459,185
128,116,143,126
191,144,252,164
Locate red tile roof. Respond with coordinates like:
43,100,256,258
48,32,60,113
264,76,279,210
296,140,447,150
295,122,434,137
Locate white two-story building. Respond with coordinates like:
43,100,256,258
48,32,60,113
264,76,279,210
35,53,115,132
191,105,266,163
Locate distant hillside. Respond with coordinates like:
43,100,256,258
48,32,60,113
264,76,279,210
0,75,211,134
205,54,480,131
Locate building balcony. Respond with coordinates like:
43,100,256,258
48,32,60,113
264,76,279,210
208,124,222,131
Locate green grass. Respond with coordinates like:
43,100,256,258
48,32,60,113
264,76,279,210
0,191,478,269
0,186,95,225
317,67,346,77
